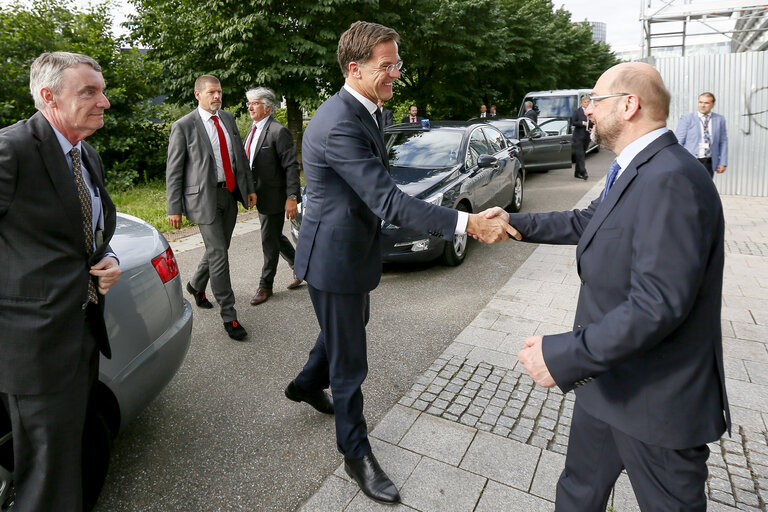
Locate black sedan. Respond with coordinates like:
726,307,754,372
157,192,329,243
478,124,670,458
290,121,524,266
473,117,572,172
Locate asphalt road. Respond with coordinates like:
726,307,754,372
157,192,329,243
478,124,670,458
94,149,614,512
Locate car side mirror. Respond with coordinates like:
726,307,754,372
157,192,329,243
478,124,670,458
477,154,497,168
530,129,544,139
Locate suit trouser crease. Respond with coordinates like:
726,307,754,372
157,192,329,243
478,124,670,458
556,400,709,512
192,187,238,322
294,286,372,459
2,317,99,512
573,135,589,176
258,211,295,289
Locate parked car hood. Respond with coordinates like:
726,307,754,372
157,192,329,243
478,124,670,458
389,165,460,199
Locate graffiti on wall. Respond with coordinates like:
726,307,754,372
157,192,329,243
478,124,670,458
742,86,768,135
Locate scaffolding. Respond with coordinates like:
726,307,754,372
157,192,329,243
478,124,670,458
640,0,768,57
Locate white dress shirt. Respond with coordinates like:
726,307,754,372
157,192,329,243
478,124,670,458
615,127,669,181
197,106,234,182
342,84,468,235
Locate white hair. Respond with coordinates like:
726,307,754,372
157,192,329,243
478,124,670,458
29,52,101,111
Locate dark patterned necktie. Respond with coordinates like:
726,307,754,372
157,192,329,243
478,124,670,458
602,159,621,201
375,108,384,136
70,147,98,304
702,114,711,158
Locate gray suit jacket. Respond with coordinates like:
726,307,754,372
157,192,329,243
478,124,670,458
0,111,116,394
676,111,728,172
250,116,301,216
166,108,253,224
508,131,729,450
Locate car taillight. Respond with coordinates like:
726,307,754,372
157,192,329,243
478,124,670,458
151,246,179,283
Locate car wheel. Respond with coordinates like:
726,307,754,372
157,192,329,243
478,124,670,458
0,411,14,512
441,204,469,266
82,410,112,512
509,173,524,213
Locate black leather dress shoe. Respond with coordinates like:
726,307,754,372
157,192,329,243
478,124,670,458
344,453,401,504
574,173,589,181
187,282,213,308
224,320,247,341
286,275,303,290
284,381,334,414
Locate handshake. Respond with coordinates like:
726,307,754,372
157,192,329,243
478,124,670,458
466,207,522,244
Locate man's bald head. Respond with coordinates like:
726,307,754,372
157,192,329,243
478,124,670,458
601,62,670,122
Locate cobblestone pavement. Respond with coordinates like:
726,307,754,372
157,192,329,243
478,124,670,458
300,188,768,512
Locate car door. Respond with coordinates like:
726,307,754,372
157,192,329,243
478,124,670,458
481,126,515,206
537,118,573,169
462,128,495,210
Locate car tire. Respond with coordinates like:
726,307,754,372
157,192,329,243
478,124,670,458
0,407,111,512
441,204,469,266
82,410,112,512
509,173,524,213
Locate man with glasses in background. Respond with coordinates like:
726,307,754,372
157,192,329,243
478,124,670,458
243,87,303,306
571,95,593,180
484,62,729,510
285,20,516,505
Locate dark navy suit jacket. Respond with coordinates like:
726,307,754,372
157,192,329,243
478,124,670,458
294,88,457,294
508,131,730,450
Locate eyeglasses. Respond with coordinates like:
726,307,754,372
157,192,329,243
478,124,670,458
586,93,631,106
360,60,403,74
245,100,265,108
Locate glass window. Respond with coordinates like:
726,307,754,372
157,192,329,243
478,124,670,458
483,128,504,153
465,129,491,168
385,129,464,168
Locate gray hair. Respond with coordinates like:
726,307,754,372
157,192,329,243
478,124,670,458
246,87,276,113
29,52,101,111
524,101,533,109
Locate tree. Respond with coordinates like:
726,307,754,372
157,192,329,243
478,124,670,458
0,0,167,187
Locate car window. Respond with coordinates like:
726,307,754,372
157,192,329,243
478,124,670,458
465,129,491,168
482,127,505,153
539,118,570,136
518,121,527,139
523,118,536,132
525,95,576,118
385,129,464,167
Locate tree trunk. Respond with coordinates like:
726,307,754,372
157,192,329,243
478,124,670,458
285,97,304,170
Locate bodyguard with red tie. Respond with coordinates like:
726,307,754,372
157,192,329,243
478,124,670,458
166,75,256,340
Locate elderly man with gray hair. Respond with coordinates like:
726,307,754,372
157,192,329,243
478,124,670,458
244,87,303,306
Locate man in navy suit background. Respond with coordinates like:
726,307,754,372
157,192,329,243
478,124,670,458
676,92,728,177
285,21,515,505
401,104,424,124
485,62,729,510
571,95,592,180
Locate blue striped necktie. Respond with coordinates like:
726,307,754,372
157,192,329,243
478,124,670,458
602,159,621,201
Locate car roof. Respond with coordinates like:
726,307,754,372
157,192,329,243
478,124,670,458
523,89,592,96
385,120,487,131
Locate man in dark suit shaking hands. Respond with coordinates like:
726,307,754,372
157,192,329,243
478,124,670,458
166,75,256,340
244,87,303,306
0,51,121,512
285,21,516,505
486,62,730,510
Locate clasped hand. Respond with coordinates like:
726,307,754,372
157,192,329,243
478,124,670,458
466,207,522,244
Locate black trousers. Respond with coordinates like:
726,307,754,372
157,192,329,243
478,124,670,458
573,135,589,176
1,316,98,512
697,157,714,178
258,211,296,289
294,286,371,459
556,401,710,512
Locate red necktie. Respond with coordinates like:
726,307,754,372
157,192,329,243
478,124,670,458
211,115,235,192
244,123,256,160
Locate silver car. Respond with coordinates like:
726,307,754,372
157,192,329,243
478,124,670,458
0,213,193,511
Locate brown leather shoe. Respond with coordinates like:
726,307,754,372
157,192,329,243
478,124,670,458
287,275,303,290
250,287,273,305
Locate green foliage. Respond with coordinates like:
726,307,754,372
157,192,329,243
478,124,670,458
0,0,167,189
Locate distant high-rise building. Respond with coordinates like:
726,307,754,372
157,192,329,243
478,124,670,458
589,21,607,43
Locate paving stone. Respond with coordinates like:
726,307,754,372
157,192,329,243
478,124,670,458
399,457,486,512
460,414,479,427
476,422,493,432
729,465,753,479
744,360,768,385
709,477,733,493
467,405,485,417
498,416,516,428
731,475,754,491
529,449,565,501
709,489,736,507
726,453,749,468
466,380,480,391
459,388,476,398
529,436,549,449
495,390,511,401
611,472,641,512
733,488,760,507
299,475,359,512
518,418,535,429
550,444,568,455
454,395,471,407
445,383,462,393
460,431,541,490
371,405,421,445
537,429,555,441
473,397,490,408
426,384,442,395
475,480,554,512
399,414,476,465
447,404,467,416
512,425,532,440
399,397,415,407
344,492,419,511
412,399,429,411
537,417,557,431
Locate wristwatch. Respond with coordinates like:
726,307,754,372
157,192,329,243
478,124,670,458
288,194,297,201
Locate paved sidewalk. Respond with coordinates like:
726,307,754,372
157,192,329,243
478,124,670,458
297,181,768,512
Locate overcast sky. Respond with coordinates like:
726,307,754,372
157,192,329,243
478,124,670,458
557,0,645,50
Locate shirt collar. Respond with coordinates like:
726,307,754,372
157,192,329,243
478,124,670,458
254,115,270,131
343,84,378,117
197,105,219,121
698,111,711,120
48,122,82,157
616,127,669,171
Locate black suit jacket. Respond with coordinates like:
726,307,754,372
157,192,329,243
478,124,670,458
523,109,538,123
508,131,729,449
295,88,457,294
381,108,394,128
0,112,116,394
401,115,424,124
249,117,301,215
571,107,592,142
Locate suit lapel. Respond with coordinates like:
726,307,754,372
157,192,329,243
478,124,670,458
576,131,677,260
252,117,272,160
192,111,215,159
339,88,388,164
30,113,84,239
